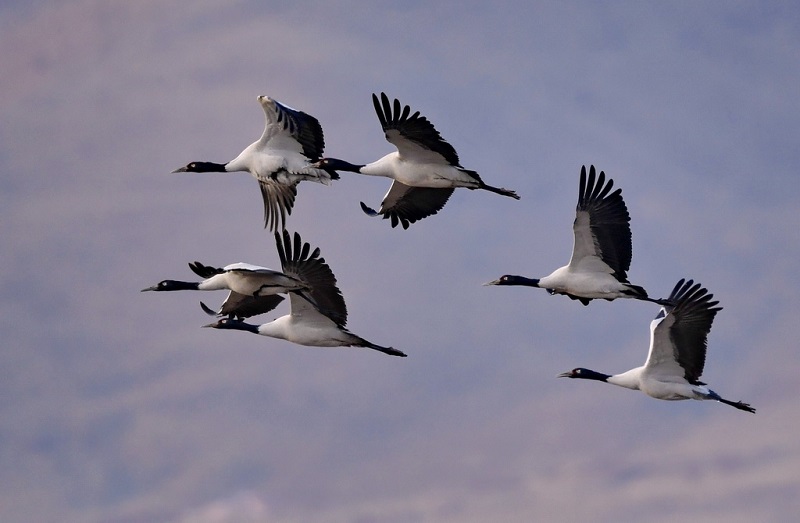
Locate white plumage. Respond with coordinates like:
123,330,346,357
558,278,755,413
486,165,663,305
142,242,322,320
313,92,519,229
172,95,338,231
203,230,406,357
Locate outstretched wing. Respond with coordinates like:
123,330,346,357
188,261,225,279
259,96,325,160
645,279,722,384
259,179,298,233
360,181,454,229
275,230,348,326
569,165,633,281
202,293,285,320
372,92,460,166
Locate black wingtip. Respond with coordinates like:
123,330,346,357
189,261,222,278
199,301,217,316
360,201,380,217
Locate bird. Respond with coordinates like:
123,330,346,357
485,165,664,305
558,278,755,413
203,230,406,357
172,95,338,232
141,228,341,320
141,257,319,320
312,92,519,229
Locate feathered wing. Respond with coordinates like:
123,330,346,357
644,279,721,384
360,181,455,229
275,230,348,326
372,92,460,165
667,279,721,384
259,180,298,232
254,97,335,232
189,261,285,281
188,261,225,279
215,293,285,319
191,261,287,319
275,100,325,160
569,165,633,281
644,306,686,381
258,97,325,160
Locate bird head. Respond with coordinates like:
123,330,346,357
484,275,513,286
557,368,585,379
202,318,234,329
310,158,333,169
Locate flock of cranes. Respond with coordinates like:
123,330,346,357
144,92,754,414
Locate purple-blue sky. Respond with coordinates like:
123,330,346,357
2,2,799,522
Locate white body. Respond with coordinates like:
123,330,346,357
174,96,335,231
360,151,480,189
226,97,331,185
256,303,362,347
606,367,710,401
539,195,637,299
560,279,754,412
198,263,305,296
538,262,633,299
607,307,715,401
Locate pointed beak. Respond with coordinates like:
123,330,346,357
483,279,501,286
171,166,188,173
141,285,158,292
556,371,572,378
202,321,220,328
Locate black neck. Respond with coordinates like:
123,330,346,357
154,280,200,291
222,320,258,334
218,319,260,334
188,161,228,172
574,368,611,382
321,158,365,173
500,275,541,287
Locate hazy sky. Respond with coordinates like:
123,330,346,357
2,1,799,522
